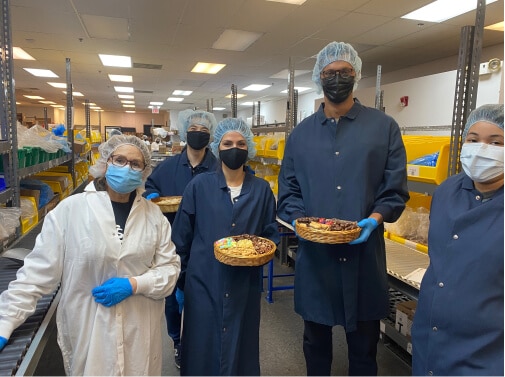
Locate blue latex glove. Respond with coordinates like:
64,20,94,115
349,218,379,245
0,336,7,351
92,277,133,307
146,192,160,200
175,288,184,314
291,219,305,240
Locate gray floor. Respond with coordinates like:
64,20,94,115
32,258,411,376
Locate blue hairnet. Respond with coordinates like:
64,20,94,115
312,41,362,94
177,109,218,142
88,135,152,182
463,104,504,140
210,118,256,160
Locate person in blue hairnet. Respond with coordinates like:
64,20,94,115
412,104,504,376
171,118,280,375
143,109,218,368
277,41,409,376
0,135,180,375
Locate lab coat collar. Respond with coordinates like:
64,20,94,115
317,98,363,125
216,167,253,196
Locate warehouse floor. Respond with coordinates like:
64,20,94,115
31,257,411,376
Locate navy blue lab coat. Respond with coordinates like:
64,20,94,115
172,168,280,376
412,173,504,376
144,147,217,222
277,100,409,332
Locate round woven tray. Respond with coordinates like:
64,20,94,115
152,196,182,213
295,221,361,244
214,236,276,266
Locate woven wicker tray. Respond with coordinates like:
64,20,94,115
214,236,276,266
152,196,182,213
295,219,361,244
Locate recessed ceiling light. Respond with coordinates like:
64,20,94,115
23,95,44,100
213,107,226,111
63,91,84,96
401,0,498,22
191,62,226,74
108,74,133,82
167,97,184,102
243,84,271,91
266,0,306,4
47,82,67,88
24,68,58,78
39,100,56,104
150,101,163,106
121,100,135,104
122,104,135,108
114,86,134,93
241,102,254,106
118,94,134,99
280,86,312,93
50,104,65,108
225,93,247,99
98,54,132,68
125,110,136,113
172,90,193,96
83,102,96,106
90,106,101,110
13,47,35,60
212,29,263,51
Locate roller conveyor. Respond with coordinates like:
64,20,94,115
0,257,60,376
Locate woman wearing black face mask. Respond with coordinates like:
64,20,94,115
143,109,218,369
171,118,279,376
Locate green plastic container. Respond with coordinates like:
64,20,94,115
17,148,26,168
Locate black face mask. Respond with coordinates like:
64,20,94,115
186,131,210,150
219,148,248,170
321,75,355,104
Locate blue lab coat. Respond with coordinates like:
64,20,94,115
277,100,409,332
172,168,280,376
412,173,504,376
144,147,218,222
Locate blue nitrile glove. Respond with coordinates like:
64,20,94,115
349,218,379,245
0,336,7,351
291,219,305,240
175,288,184,314
146,192,160,200
92,277,133,307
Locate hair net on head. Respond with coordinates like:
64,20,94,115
210,118,256,160
312,41,362,94
88,135,152,182
177,109,218,142
463,104,504,140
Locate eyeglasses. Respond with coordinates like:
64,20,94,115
321,68,354,79
108,154,146,172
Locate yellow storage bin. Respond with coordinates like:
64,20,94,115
403,136,451,185
20,196,39,234
264,138,285,160
32,171,74,191
254,136,268,157
387,232,428,254
263,175,278,195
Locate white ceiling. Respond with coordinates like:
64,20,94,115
9,0,504,114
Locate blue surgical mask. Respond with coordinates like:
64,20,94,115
105,164,143,194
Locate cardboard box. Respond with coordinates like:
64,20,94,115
73,140,87,154
395,300,417,338
38,194,60,219
20,189,41,209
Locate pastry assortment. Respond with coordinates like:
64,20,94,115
295,217,361,244
296,217,359,231
152,196,182,213
214,234,276,266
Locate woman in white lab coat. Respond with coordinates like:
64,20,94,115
0,135,180,375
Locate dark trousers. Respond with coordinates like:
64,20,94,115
303,319,380,376
165,291,182,345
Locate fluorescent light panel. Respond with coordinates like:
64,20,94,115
99,54,132,68
212,29,263,51
39,100,56,104
118,94,134,99
51,105,65,108
47,82,67,88
167,97,184,102
281,86,311,93
241,102,254,106
485,21,504,31
401,0,498,22
191,62,226,74
121,100,135,104
122,104,135,108
225,93,247,99
23,95,44,99
266,0,306,4
114,86,134,93
24,68,58,78
172,90,193,96
63,91,84,96
108,74,133,82
150,101,163,106
125,110,136,113
213,107,226,111
243,84,271,91
13,47,35,60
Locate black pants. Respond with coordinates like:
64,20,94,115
303,319,380,376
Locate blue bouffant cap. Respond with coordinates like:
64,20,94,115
312,41,362,94
177,109,217,142
210,118,256,160
463,104,504,140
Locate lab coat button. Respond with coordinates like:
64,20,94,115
336,186,342,190
232,223,236,227
452,234,458,240
475,195,481,200
428,371,433,376
335,151,340,155
223,327,226,332
438,282,444,288
342,258,346,262
225,293,229,298
432,326,438,331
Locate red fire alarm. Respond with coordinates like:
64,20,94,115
400,96,409,107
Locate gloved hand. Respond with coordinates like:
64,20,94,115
175,288,184,314
291,219,305,240
146,192,160,200
0,336,7,351
349,218,379,245
92,277,133,307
